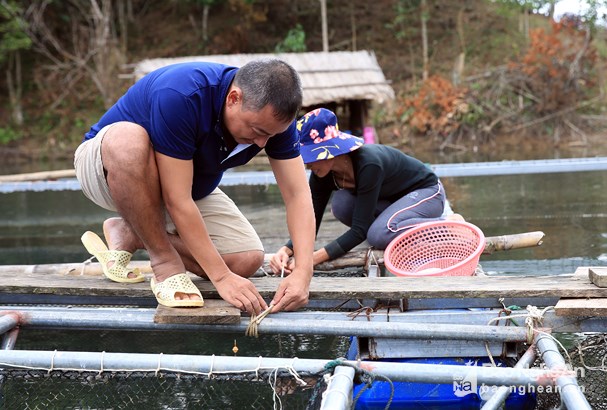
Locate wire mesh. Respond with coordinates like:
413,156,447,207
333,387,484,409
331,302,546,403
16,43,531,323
535,333,607,410
570,333,607,409
0,369,325,410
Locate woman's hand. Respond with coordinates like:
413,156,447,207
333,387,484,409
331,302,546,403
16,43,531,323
269,246,294,275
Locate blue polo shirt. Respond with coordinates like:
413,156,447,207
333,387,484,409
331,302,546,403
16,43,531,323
83,62,300,200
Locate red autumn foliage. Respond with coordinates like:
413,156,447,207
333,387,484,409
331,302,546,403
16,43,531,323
398,75,469,137
509,20,597,115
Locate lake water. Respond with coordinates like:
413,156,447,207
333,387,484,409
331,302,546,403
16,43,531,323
1,169,606,273
1,154,606,409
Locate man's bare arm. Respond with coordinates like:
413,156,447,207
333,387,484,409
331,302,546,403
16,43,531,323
155,152,267,314
269,156,316,311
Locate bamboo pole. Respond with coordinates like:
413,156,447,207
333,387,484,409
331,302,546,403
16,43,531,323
0,261,153,277
290,231,545,271
482,231,544,254
0,169,76,182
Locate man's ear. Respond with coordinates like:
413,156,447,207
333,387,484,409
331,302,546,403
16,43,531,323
226,86,242,107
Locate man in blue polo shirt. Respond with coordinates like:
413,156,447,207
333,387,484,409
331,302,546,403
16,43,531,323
74,59,315,314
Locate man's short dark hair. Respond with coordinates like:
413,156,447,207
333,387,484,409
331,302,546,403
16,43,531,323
234,59,303,123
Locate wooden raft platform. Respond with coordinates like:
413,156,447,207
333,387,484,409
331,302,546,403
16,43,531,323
0,264,606,302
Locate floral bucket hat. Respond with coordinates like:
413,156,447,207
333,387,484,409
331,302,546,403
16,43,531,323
297,108,364,164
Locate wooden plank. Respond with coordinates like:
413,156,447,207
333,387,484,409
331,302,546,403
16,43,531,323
589,267,607,288
154,299,240,324
555,298,607,317
1,265,607,300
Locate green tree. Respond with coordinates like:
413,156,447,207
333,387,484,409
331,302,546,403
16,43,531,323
0,0,31,126
274,24,306,53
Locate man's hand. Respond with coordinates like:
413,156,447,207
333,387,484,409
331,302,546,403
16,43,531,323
270,267,311,312
213,273,268,315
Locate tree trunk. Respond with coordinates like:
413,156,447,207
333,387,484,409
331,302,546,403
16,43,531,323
117,0,128,54
320,0,328,52
421,0,429,81
452,8,466,85
6,51,23,126
350,2,356,51
548,0,555,20
202,4,209,43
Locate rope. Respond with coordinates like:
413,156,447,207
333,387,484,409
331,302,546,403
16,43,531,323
48,350,57,374
576,334,607,372
485,304,577,370
260,261,286,277
155,352,163,376
353,368,394,410
347,306,374,321
486,305,554,343
246,305,274,338
484,305,551,367
269,366,283,410
266,357,306,410
259,266,273,276
80,256,95,276
99,351,105,375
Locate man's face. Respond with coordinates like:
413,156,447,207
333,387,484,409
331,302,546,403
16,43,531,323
224,88,292,148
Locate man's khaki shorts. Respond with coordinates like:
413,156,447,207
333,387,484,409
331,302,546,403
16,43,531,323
74,123,263,254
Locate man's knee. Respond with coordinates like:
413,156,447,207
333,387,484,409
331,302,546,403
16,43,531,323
225,250,264,277
102,122,152,167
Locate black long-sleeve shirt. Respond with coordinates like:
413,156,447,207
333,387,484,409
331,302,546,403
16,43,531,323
310,144,438,259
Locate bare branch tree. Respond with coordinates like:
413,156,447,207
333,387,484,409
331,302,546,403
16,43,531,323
23,0,124,110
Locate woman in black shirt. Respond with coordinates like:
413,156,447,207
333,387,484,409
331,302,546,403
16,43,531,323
270,108,459,273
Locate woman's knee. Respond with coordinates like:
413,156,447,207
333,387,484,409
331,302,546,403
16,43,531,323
367,230,392,250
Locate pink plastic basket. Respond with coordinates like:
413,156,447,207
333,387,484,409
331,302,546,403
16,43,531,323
384,221,485,277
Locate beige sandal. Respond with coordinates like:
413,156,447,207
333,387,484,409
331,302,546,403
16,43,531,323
150,273,204,308
81,231,145,283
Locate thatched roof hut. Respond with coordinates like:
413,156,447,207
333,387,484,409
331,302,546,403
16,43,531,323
132,50,394,135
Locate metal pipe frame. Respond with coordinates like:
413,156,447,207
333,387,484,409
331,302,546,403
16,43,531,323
1,309,529,342
536,334,591,410
1,328,19,350
320,366,355,410
2,305,603,335
0,313,18,334
480,345,537,410
0,349,563,387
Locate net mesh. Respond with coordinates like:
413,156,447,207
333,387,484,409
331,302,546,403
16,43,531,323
570,333,607,409
0,369,326,410
535,333,607,410
1,334,605,410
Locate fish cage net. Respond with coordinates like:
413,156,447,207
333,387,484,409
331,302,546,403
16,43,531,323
569,333,607,409
536,333,607,410
0,369,329,410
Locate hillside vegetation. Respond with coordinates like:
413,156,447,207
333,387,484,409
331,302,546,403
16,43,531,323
0,0,605,164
